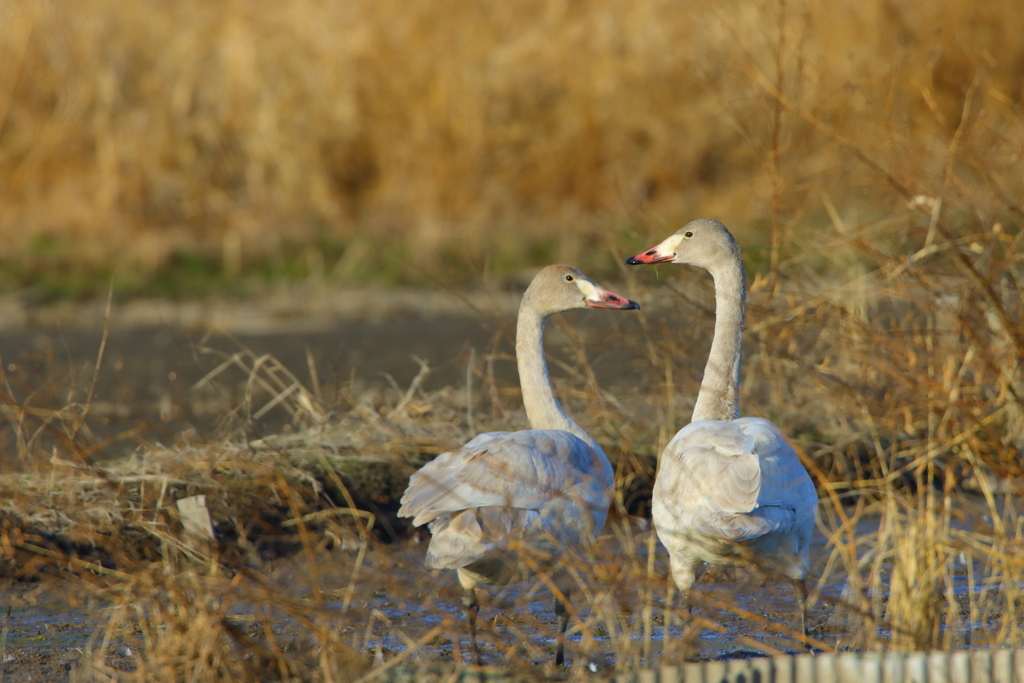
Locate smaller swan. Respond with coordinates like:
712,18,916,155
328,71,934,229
626,219,818,644
399,265,640,665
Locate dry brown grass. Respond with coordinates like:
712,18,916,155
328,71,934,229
2,0,1023,289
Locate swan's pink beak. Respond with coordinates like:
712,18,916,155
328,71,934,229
585,286,640,310
624,246,673,265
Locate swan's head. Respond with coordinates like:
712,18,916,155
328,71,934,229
623,219,740,270
524,265,640,313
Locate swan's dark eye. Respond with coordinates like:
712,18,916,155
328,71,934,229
684,231,693,238
565,275,574,281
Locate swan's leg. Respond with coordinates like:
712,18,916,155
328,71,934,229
669,557,702,661
792,578,810,649
674,587,700,662
554,586,571,666
458,569,483,666
662,582,676,664
462,587,482,665
682,588,695,617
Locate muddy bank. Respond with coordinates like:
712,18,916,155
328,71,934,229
0,406,657,578
0,313,502,448
0,289,649,462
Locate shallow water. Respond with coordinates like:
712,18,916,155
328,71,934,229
319,508,1023,666
309,521,845,667
2,599,95,649
3,509,1022,682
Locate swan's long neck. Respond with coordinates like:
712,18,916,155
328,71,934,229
516,304,601,453
691,255,746,422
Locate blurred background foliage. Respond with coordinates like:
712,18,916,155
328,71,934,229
1,0,1022,297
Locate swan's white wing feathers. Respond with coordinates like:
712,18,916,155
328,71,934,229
398,429,610,528
655,417,815,542
424,507,542,569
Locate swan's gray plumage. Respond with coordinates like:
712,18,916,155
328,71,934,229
397,264,638,665
627,219,818,644
399,428,613,579
653,417,816,579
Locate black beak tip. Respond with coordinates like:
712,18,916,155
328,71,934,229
628,301,641,310
624,256,640,265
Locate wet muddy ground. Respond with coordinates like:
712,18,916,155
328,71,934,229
0,290,646,462
0,509,1012,682
0,578,90,679
337,523,846,665
0,521,844,682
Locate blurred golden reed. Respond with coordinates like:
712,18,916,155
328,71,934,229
1,0,1022,289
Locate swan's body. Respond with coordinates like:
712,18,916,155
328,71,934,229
399,265,638,665
653,417,816,590
402,428,613,585
626,219,818,641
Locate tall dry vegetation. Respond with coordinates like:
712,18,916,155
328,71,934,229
1,0,1022,287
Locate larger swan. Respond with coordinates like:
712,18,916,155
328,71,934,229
399,265,640,665
625,219,818,642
